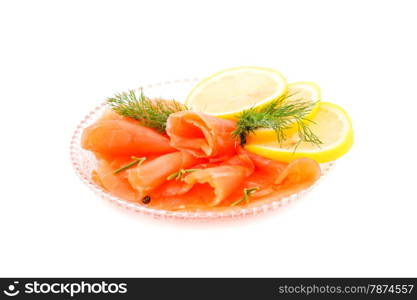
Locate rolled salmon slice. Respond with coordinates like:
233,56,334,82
274,157,321,187
81,119,175,156
249,157,321,202
166,111,237,158
92,157,140,202
181,154,254,206
127,151,201,199
236,150,321,202
182,166,248,206
239,149,288,183
149,159,229,199
146,155,254,209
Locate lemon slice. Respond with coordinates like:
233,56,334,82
246,81,321,144
245,102,354,163
185,66,287,118
286,81,321,119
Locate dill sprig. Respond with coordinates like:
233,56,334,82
232,93,323,147
107,89,187,133
166,169,201,181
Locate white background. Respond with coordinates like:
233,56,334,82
1,0,416,277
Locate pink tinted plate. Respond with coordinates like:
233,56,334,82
70,78,334,221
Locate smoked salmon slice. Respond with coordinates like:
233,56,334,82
244,157,321,204
274,158,321,189
81,119,175,156
147,155,254,209
127,151,201,199
166,111,237,158
147,183,217,211
92,157,140,202
183,165,249,206
239,149,288,183
180,154,254,206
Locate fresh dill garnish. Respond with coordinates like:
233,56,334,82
107,89,187,133
232,93,323,147
113,156,146,174
231,187,259,207
166,169,201,181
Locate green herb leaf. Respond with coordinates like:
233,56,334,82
113,156,146,174
166,168,201,181
230,187,259,207
232,93,322,147
107,89,187,133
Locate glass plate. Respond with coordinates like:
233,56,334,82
70,78,334,221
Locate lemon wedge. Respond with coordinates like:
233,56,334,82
246,81,321,144
185,66,287,118
245,102,354,163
